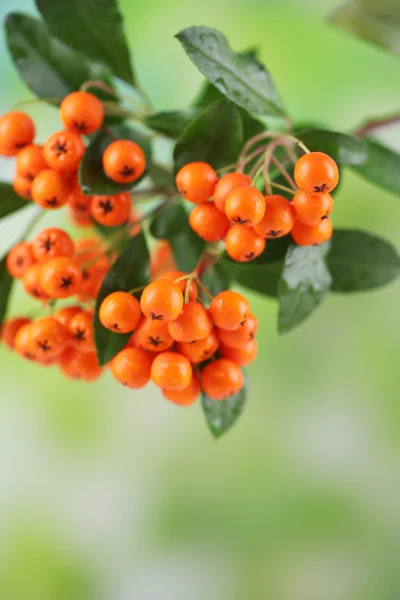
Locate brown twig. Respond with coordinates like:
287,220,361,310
354,112,400,138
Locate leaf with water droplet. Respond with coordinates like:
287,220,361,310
201,375,248,438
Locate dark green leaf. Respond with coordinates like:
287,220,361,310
298,129,367,165
35,0,135,84
0,255,13,334
278,243,332,333
94,231,150,366
145,109,199,138
174,99,243,173
327,229,400,292
79,123,151,196
0,183,30,219
201,377,247,439
150,199,205,273
330,0,400,56
200,261,231,298
176,26,285,117
149,163,174,188
352,139,400,196
5,13,110,100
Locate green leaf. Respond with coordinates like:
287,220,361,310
327,229,400,292
0,255,13,334
94,231,150,366
298,129,367,165
150,199,205,273
174,99,243,173
5,13,111,100
149,163,174,188
79,123,151,196
352,139,400,196
176,26,285,117
330,0,400,56
0,183,30,219
278,243,332,334
35,0,135,84
200,262,231,298
145,109,199,138
201,377,247,439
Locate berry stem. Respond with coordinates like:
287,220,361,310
184,278,193,304
128,284,147,295
271,182,295,195
13,98,60,110
195,277,214,302
270,156,297,191
80,79,119,97
353,112,400,137
237,145,268,173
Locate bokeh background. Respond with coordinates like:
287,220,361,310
0,0,399,598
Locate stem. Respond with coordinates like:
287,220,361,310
102,126,117,141
216,163,237,174
237,145,268,173
13,98,60,110
184,278,192,304
353,112,400,137
80,80,120,98
128,284,147,295
271,182,295,195
195,277,214,301
270,156,297,191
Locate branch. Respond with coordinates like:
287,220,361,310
354,113,400,137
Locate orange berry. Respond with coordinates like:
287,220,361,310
225,224,265,262
210,290,250,331
217,313,258,349
111,347,152,388
74,237,104,263
12,175,32,200
294,152,339,194
22,264,50,300
60,348,103,381
99,291,141,333
175,161,218,204
68,180,92,213
68,311,95,352
102,140,146,184
14,323,36,361
150,241,176,278
78,265,107,300
201,358,244,400
189,202,230,242
0,111,35,156
291,218,333,246
220,338,258,366
69,207,93,228
90,192,131,226
55,305,82,328
6,242,36,278
140,279,183,322
162,374,201,406
32,228,74,263
292,190,334,226
225,185,266,227
177,328,219,364
168,302,212,343
253,194,295,239
213,172,252,213
151,351,192,391
40,257,82,299
135,317,174,352
43,130,85,173
1,317,31,349
158,270,197,302
31,169,71,209
30,317,69,361
16,144,47,180
60,91,104,135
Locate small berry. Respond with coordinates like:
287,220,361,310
43,130,85,172
60,91,104,135
111,347,152,388
168,302,213,343
22,264,50,300
16,144,47,180
30,317,69,360
253,194,295,239
175,161,218,204
225,225,265,262
201,358,244,400
151,351,192,391
140,279,184,322
294,152,339,194
292,190,334,226
12,176,32,200
90,192,131,226
14,323,36,361
0,111,35,156
213,172,252,213
60,348,102,381
162,375,201,406
189,202,230,242
210,291,250,331
32,228,74,262
220,338,258,366
68,311,95,352
225,185,266,227
176,328,219,364
99,291,141,333
291,217,333,246
55,306,82,328
6,242,36,278
1,317,31,349
158,270,197,302
103,140,146,183
40,257,82,298
68,180,93,213
31,169,71,209
135,317,174,352
217,314,258,349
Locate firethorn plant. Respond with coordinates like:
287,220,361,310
0,2,399,439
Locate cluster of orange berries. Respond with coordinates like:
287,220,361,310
176,151,339,260
98,276,258,404
0,91,146,227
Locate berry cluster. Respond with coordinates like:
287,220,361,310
177,151,339,261
0,91,146,227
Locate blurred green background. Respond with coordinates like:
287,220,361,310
0,0,399,598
